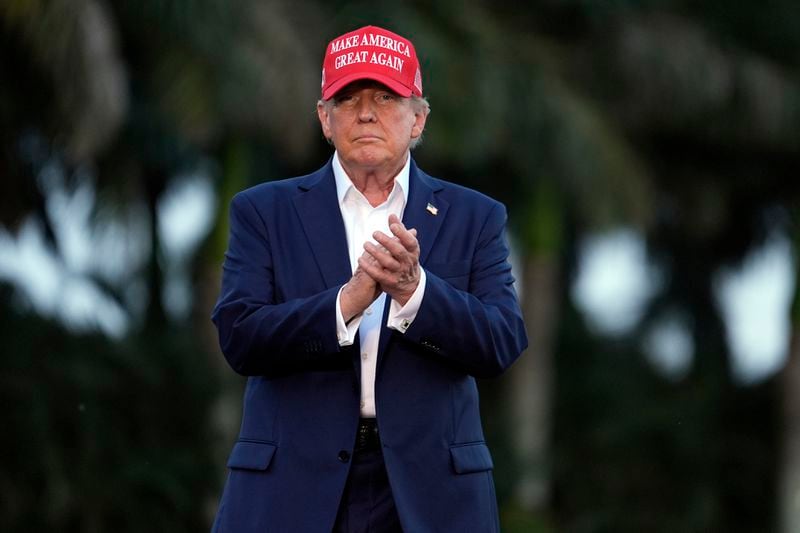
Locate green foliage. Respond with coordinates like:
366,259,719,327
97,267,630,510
522,178,565,256
0,285,220,533
501,501,556,533
2,1,800,531
552,301,778,533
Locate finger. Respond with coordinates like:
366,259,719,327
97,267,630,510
358,254,391,285
357,254,379,276
388,220,419,252
372,231,407,257
353,266,377,285
364,241,402,270
363,240,394,261
386,215,410,241
359,248,386,268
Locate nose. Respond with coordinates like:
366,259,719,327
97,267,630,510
356,97,377,122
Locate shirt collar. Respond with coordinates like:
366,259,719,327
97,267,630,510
333,151,410,207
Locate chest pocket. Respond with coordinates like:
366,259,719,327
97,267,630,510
424,260,470,290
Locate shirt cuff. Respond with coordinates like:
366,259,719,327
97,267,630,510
387,268,426,334
335,285,363,346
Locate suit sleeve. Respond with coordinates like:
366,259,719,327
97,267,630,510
211,191,351,376
401,202,528,378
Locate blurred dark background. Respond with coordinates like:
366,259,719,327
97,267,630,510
2,1,799,531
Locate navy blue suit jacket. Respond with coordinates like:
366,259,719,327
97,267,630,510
211,158,527,532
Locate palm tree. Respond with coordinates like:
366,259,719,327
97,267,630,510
573,7,800,531
0,1,332,529
4,1,799,530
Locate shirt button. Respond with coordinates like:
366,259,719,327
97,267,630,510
360,400,365,409
361,352,368,360
338,450,350,463
365,308,373,315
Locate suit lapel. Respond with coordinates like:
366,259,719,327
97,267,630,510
291,162,352,289
293,159,449,377
401,160,448,265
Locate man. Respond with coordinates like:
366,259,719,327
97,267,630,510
211,25,527,532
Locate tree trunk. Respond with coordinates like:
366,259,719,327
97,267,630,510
779,255,800,533
509,253,560,510
193,141,251,523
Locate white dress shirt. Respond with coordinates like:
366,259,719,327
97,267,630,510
332,151,427,417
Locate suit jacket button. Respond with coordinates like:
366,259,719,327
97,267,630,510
338,450,350,463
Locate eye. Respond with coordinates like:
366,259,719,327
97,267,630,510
334,94,357,107
376,92,396,104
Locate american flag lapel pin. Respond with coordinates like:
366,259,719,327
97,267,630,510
426,202,438,216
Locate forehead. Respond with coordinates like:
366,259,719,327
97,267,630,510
335,79,400,96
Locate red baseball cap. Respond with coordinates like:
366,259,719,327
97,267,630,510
321,25,423,100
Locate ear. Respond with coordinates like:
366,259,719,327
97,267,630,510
317,102,333,140
410,107,429,140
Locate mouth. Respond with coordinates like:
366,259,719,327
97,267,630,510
353,135,382,143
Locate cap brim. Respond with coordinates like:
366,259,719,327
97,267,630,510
322,72,412,100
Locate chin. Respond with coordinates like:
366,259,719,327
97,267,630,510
350,148,390,165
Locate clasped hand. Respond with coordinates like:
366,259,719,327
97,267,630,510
340,214,420,322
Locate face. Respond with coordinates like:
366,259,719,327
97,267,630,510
317,80,428,175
